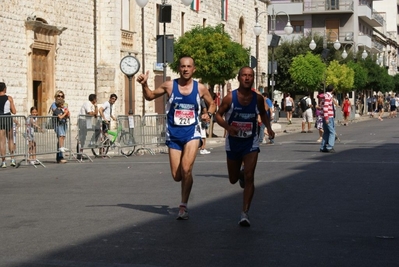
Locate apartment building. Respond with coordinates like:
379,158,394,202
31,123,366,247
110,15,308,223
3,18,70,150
269,0,398,75
0,0,265,123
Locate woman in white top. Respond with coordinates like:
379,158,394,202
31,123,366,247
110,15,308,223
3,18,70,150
284,93,294,124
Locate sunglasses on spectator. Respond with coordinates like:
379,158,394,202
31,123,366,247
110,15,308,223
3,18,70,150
57,95,65,98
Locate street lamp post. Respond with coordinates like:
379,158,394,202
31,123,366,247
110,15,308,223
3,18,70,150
135,0,148,116
253,6,293,100
136,0,192,112
341,42,368,60
309,30,341,92
309,30,341,51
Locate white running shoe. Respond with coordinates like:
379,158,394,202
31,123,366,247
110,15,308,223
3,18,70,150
239,212,250,227
200,149,211,155
176,206,189,220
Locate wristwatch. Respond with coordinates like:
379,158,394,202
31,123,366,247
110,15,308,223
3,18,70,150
207,112,213,117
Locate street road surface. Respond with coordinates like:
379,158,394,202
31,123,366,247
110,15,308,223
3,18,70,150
1,118,398,267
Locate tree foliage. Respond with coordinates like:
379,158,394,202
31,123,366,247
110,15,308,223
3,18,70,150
393,74,399,93
346,61,367,91
170,24,249,86
325,60,354,93
289,52,325,92
360,58,394,93
273,35,314,92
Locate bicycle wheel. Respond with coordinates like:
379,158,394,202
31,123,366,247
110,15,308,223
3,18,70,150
91,139,110,157
119,132,136,156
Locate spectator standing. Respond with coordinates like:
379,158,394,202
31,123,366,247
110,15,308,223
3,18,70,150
137,56,216,220
366,96,373,117
50,90,68,163
77,94,98,157
300,92,313,133
215,66,274,227
284,93,294,124
342,96,351,126
315,94,324,142
357,94,364,116
259,92,273,144
273,100,280,122
389,95,397,118
0,82,17,168
372,95,377,113
53,98,69,157
377,95,384,121
199,97,211,155
320,85,336,153
99,94,117,138
26,107,43,165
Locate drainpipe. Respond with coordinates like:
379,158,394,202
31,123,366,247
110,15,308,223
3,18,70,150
93,0,98,95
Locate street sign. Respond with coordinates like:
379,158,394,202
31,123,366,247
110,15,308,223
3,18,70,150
250,56,257,69
268,61,278,74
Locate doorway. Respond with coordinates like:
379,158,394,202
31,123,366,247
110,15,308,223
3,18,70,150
32,48,50,116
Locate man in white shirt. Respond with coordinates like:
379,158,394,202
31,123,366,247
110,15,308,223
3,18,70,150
77,94,98,157
99,94,118,134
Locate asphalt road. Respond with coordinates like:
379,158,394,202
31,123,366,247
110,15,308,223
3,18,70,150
1,118,398,267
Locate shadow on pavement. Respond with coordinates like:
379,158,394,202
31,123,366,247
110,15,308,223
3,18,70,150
7,142,399,267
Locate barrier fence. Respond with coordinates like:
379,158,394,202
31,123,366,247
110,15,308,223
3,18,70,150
0,115,72,168
0,113,175,167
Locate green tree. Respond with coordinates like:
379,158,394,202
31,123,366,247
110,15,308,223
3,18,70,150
273,35,313,92
361,58,394,93
393,74,399,93
347,61,368,91
170,24,249,86
325,60,354,93
289,52,325,92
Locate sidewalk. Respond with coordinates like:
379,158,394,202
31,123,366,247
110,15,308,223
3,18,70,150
206,114,372,148
34,114,372,162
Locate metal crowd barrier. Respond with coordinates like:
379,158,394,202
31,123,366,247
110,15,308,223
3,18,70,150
74,115,99,162
116,115,149,155
0,115,26,166
0,115,72,168
141,114,167,154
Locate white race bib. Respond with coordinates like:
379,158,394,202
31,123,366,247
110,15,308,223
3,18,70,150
231,121,253,138
174,109,196,126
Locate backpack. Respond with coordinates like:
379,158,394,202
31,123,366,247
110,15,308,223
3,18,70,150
299,97,309,112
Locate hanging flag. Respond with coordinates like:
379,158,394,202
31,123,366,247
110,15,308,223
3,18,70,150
191,0,200,11
221,0,228,21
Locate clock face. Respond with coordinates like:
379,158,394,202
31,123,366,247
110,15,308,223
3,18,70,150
120,55,140,76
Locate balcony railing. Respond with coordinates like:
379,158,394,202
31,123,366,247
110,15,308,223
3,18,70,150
372,9,384,26
303,0,354,12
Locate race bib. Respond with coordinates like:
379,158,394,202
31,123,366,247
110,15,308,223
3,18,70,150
231,121,253,138
174,109,196,126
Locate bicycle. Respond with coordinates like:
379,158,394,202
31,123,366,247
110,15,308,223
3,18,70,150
91,121,136,157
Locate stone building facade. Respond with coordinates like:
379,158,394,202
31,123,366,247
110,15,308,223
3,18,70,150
0,0,268,127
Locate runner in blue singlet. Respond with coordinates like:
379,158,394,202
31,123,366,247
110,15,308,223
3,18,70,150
215,66,274,227
137,56,216,221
